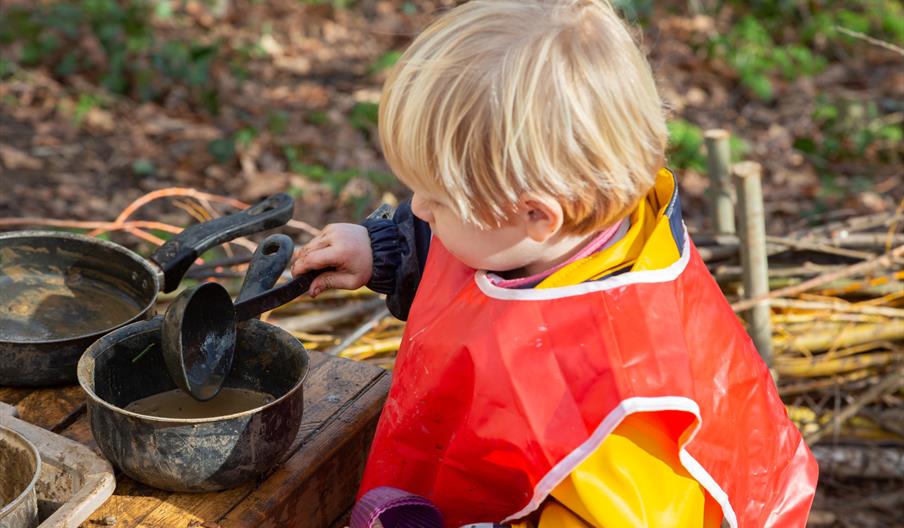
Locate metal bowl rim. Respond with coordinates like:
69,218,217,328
77,318,309,424
0,425,42,520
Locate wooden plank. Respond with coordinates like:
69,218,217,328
329,507,352,528
59,413,100,454
131,354,381,528
78,479,171,528
15,385,85,431
137,487,249,528
80,351,386,528
0,386,33,406
219,371,390,528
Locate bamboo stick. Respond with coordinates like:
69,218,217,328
772,313,884,324
788,211,902,240
731,244,904,312
811,446,904,480
694,232,904,251
705,129,736,235
339,337,403,360
328,306,391,356
804,369,904,445
274,297,385,332
805,369,904,444
775,351,897,377
778,369,875,396
697,244,739,262
816,272,904,298
734,161,773,365
768,298,904,318
714,263,843,281
824,233,904,249
764,235,875,260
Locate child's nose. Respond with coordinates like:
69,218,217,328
411,194,433,223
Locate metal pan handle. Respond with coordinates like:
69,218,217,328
235,234,295,306
150,193,294,292
232,268,326,322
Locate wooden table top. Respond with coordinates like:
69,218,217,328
0,351,391,528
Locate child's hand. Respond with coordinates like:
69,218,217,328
291,223,373,297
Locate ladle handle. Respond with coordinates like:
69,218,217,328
236,234,295,305
150,193,295,293
233,269,326,321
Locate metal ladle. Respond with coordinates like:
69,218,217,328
161,234,321,401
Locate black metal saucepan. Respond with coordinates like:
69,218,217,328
77,232,307,492
0,193,294,386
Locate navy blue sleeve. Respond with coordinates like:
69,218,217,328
361,200,431,320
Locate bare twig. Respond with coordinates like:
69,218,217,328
0,218,182,233
286,219,321,236
805,369,904,444
768,298,904,318
788,211,902,240
113,187,247,225
774,322,904,353
731,244,904,312
328,306,391,356
812,444,904,479
274,297,385,333
835,25,904,56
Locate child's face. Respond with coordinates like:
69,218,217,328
408,184,559,273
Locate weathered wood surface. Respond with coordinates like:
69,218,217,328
0,351,390,528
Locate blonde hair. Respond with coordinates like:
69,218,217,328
379,0,668,233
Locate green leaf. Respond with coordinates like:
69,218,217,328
55,52,80,76
154,0,173,19
837,11,871,35
267,110,289,134
742,72,774,101
235,127,258,149
208,137,236,163
0,58,15,79
793,137,817,155
74,93,99,124
813,103,839,123
369,50,402,74
877,124,903,142
349,101,379,130
305,110,329,126
132,158,156,175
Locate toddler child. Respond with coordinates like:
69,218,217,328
291,1,818,526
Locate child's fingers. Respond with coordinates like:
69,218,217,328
308,271,361,297
292,235,331,264
291,244,339,276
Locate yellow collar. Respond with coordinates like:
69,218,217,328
537,169,683,289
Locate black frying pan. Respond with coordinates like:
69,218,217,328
0,193,294,386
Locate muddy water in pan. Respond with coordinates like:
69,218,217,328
0,271,144,341
124,388,276,419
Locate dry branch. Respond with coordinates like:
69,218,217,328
812,445,904,479
731,245,904,312
776,351,899,378
805,369,904,444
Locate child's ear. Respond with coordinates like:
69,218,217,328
518,194,564,243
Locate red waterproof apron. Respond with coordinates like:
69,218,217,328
358,228,817,527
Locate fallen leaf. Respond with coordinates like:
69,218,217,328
0,144,44,170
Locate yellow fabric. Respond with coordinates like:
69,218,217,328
511,171,722,528
537,168,680,289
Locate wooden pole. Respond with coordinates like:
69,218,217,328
733,161,773,366
705,129,736,235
